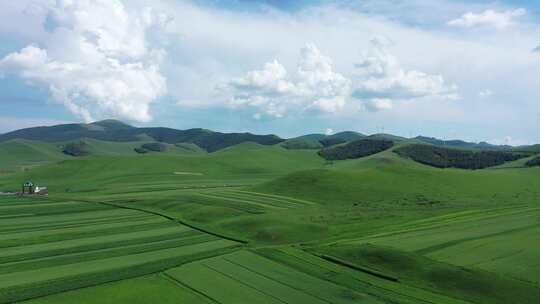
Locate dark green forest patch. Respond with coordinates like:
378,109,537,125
395,144,526,169
318,139,394,160
526,156,540,167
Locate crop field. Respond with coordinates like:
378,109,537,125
24,274,214,304
0,139,539,303
333,206,540,284
0,197,240,303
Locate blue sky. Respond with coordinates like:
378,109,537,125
0,0,539,145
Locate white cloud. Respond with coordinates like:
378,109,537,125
325,128,334,135
0,0,168,122
448,8,526,30
351,37,458,110
224,44,351,118
1,1,539,143
364,98,393,112
478,89,494,98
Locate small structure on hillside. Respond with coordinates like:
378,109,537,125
21,181,48,196
22,181,35,194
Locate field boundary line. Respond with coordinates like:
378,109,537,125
0,245,242,304
195,193,287,210
330,207,540,246
201,262,290,304
315,254,399,282
221,255,334,304
259,249,462,304
161,272,222,304
416,222,540,255
82,199,249,244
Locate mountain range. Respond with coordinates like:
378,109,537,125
0,119,530,153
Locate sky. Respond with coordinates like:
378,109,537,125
0,0,539,145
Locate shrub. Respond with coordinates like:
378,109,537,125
318,139,394,160
62,141,90,157
526,156,540,167
134,143,168,153
395,144,527,169
134,147,149,154
141,143,168,152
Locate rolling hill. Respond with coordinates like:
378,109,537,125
1,121,540,303
0,120,284,152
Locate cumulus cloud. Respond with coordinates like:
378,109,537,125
351,38,458,111
448,8,526,30
0,0,168,122
224,44,350,118
325,128,334,135
364,98,393,112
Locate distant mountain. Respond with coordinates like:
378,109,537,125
293,134,327,141
414,136,508,150
3,120,536,154
285,131,366,149
0,120,284,152
368,133,407,142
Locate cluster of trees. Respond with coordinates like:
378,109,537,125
134,143,168,154
318,139,394,160
319,138,347,147
526,156,540,167
395,144,527,169
62,141,90,157
281,139,323,150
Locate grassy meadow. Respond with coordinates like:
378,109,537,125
0,139,539,303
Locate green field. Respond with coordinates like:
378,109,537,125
0,132,539,303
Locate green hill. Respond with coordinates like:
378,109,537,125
252,151,540,207
0,120,284,152
415,136,504,150
0,140,68,172
394,144,527,169
285,131,365,149
280,138,323,150
0,134,540,303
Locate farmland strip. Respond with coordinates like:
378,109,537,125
0,240,240,304
0,228,195,264
0,220,174,248
0,234,215,275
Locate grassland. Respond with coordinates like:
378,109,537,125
0,140,539,303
